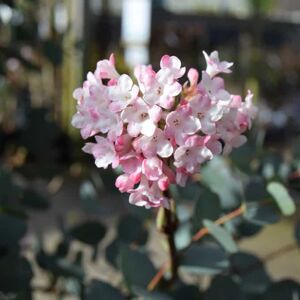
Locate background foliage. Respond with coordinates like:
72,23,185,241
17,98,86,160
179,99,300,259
0,0,300,299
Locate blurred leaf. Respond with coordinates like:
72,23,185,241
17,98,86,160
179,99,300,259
80,181,101,214
20,189,49,210
69,221,106,246
175,181,202,202
85,279,125,300
176,204,191,222
54,239,70,258
262,280,300,299
201,157,243,210
260,152,290,181
170,283,202,300
119,245,156,290
204,275,243,300
267,182,296,216
175,222,192,251
37,250,84,280
180,244,229,275
0,213,27,248
117,214,148,245
245,204,280,225
105,238,120,269
0,253,33,293
203,220,238,254
133,287,173,300
236,220,262,237
244,177,269,203
230,143,256,173
192,188,221,233
230,251,271,294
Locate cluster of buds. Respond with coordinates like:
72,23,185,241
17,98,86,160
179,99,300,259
72,51,257,209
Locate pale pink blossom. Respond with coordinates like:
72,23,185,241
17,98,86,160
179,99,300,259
108,74,139,112
95,53,119,80
133,128,173,158
158,55,186,83
203,51,233,78
165,105,201,145
174,136,213,173
142,157,163,181
121,98,158,137
82,136,117,169
72,52,256,209
129,177,169,209
199,72,231,103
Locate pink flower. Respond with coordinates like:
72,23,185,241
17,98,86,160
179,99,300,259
72,52,256,209
121,98,159,137
95,53,119,80
189,94,218,135
199,72,231,104
133,128,173,158
203,51,233,78
82,136,117,169
174,136,213,173
142,157,163,181
166,105,201,145
135,58,183,109
129,177,169,209
108,74,139,112
158,55,186,83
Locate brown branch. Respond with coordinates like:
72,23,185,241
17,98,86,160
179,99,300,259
192,204,246,241
147,204,246,291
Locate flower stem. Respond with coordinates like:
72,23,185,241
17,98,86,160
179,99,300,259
157,194,178,283
163,204,178,281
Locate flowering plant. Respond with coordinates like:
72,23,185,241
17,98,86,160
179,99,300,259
72,51,257,209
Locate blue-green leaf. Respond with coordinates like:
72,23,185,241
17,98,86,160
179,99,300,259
203,220,238,254
267,182,296,216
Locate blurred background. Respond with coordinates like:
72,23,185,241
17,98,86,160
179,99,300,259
1,0,300,299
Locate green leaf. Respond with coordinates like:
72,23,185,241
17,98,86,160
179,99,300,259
37,250,84,280
236,220,262,237
230,251,271,294
133,287,173,300
266,182,296,216
260,152,290,181
69,221,106,246
180,244,229,275
119,245,156,290
175,222,192,251
245,204,280,225
192,188,221,233
105,238,120,269
203,220,238,254
117,214,148,245
201,157,243,210
176,181,202,202
0,213,27,248
85,279,125,300
170,283,202,300
244,177,269,203
262,280,300,300
204,275,243,300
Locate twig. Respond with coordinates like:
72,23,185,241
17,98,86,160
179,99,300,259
147,204,246,291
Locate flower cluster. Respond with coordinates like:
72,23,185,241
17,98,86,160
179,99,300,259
72,51,257,209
